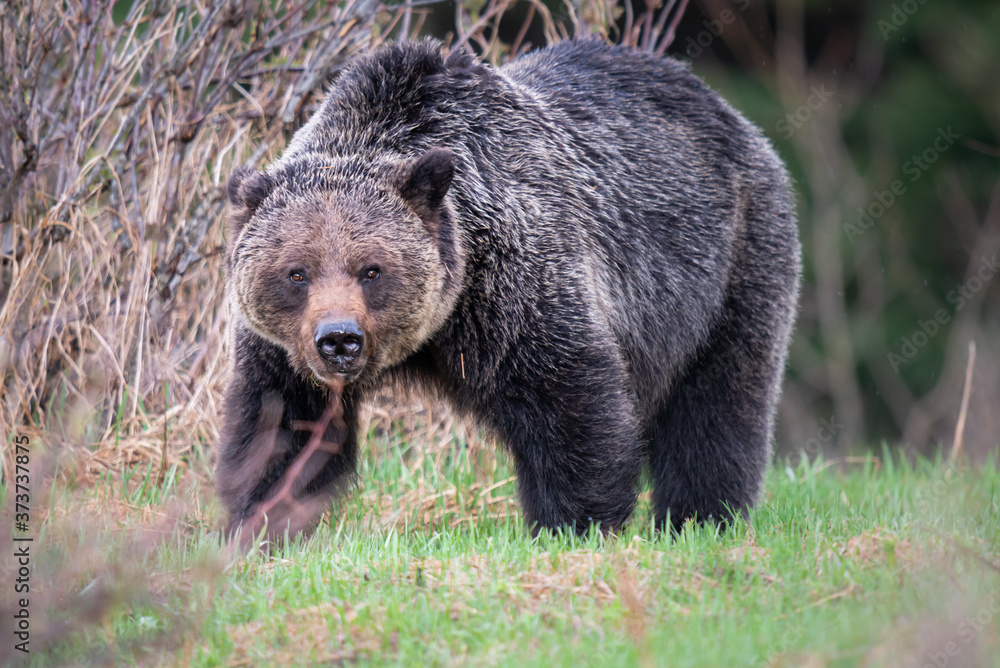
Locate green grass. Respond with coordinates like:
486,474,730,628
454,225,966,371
9,434,1000,667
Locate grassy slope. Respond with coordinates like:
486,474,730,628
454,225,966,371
10,431,1000,667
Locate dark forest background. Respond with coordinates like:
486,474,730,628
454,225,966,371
1,0,998,477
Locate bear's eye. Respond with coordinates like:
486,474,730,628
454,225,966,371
289,270,307,284
362,266,381,282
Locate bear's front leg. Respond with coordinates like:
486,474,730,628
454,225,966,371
216,325,360,538
491,350,644,534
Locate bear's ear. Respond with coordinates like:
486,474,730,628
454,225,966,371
226,166,275,236
227,166,275,211
395,148,454,212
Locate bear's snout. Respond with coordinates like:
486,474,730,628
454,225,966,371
314,319,365,373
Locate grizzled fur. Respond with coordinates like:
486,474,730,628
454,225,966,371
218,39,801,534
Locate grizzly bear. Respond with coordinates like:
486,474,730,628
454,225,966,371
217,39,801,537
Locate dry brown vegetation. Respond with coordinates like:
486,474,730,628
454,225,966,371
0,0,384,481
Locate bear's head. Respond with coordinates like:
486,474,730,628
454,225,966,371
225,148,464,387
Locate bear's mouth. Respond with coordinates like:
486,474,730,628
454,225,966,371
305,352,369,387
308,362,363,386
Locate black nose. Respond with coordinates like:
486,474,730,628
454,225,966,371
314,320,364,366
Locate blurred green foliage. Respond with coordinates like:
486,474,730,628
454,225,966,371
667,0,999,455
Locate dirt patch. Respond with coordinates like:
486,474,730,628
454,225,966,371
824,527,950,573
225,601,383,666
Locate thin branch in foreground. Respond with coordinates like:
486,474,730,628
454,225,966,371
238,381,347,546
950,340,976,462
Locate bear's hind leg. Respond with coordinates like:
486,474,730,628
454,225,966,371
649,294,794,534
